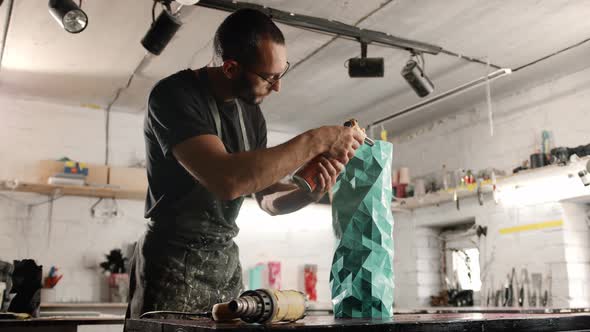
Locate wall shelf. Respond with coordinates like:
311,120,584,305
0,180,146,200
393,181,493,211
392,156,590,211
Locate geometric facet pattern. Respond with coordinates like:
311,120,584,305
330,141,394,318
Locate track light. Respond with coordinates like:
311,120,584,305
348,42,384,78
401,54,434,98
141,6,182,55
48,0,88,34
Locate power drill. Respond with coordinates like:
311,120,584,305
212,289,307,324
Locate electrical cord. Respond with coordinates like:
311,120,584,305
151,0,157,22
90,197,120,218
410,51,427,75
420,53,426,74
139,310,212,319
512,36,590,73
103,50,151,166
440,49,503,69
90,197,104,217
98,56,153,219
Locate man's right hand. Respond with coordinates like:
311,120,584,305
173,124,365,201
315,126,366,165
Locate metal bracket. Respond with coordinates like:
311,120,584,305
360,42,368,58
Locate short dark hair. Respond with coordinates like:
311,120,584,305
213,8,285,66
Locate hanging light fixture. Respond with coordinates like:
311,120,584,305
48,0,88,34
348,41,384,78
401,53,434,98
141,2,183,55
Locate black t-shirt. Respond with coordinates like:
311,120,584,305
144,68,267,219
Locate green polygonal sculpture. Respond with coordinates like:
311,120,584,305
329,141,394,319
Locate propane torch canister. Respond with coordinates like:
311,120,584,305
292,119,374,193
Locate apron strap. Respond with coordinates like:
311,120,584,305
207,94,250,153
206,94,223,139
199,68,250,152
235,100,250,152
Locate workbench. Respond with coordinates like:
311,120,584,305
0,316,123,332
125,312,590,332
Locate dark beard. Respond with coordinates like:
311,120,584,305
232,72,260,105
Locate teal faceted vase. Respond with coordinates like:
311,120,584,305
329,141,394,318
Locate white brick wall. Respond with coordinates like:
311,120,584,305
0,96,148,303
390,65,590,307
0,96,337,306
395,196,577,307
391,66,590,177
393,214,418,306
235,199,335,303
2,64,589,310
561,203,590,306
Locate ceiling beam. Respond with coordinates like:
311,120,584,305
195,0,443,55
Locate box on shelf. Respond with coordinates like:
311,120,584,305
64,161,88,176
108,166,147,192
37,160,108,186
35,160,147,192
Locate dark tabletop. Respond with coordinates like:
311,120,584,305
0,316,123,326
125,312,590,332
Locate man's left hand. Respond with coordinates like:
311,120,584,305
308,156,344,201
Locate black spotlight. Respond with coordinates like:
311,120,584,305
48,0,88,34
401,56,434,98
348,42,384,78
141,9,182,55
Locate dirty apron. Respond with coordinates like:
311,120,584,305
127,86,251,318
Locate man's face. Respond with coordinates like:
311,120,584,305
233,39,288,105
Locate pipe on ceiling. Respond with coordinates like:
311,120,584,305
0,0,14,72
368,68,513,128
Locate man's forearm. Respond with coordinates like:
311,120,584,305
221,130,323,199
259,186,320,216
174,125,360,201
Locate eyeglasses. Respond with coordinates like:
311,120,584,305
246,61,290,86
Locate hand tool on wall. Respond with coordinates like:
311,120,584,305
520,268,529,307
542,271,552,307
43,266,63,289
531,273,543,307
547,270,553,307
502,274,510,306
509,268,515,307
541,290,548,307
502,269,515,307
494,289,502,307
